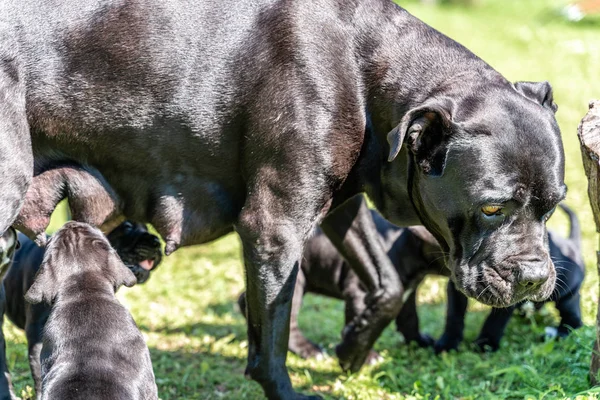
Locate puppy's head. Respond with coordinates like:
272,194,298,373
384,80,565,307
25,221,137,305
106,221,163,284
0,227,19,273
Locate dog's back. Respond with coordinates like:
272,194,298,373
41,294,156,400
25,222,157,400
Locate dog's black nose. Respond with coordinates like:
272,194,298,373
517,261,549,288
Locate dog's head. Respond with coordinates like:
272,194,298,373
106,221,162,284
383,80,565,307
0,227,19,274
25,221,137,305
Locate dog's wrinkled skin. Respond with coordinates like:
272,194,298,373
0,222,161,399
435,204,584,353
24,222,157,400
0,0,564,397
239,209,445,360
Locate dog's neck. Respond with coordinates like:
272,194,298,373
55,271,116,304
355,0,501,135
344,0,506,225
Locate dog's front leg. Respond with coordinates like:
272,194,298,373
236,186,322,399
434,281,468,354
320,195,403,372
0,67,33,236
394,286,434,348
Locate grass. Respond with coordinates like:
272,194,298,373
4,0,600,398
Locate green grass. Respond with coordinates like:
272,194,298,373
5,0,600,398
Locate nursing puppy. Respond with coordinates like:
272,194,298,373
0,221,161,398
25,222,157,400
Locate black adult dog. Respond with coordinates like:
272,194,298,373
24,222,158,400
435,203,584,353
0,0,565,397
239,210,445,360
0,221,161,399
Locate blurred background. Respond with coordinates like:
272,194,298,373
8,1,600,399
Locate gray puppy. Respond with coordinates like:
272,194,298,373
25,222,157,400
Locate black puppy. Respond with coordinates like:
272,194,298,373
239,210,446,360
1,0,566,396
435,204,584,353
0,221,161,399
24,221,158,400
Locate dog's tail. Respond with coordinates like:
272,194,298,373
558,203,581,249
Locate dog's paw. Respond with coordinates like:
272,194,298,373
290,340,326,360
434,333,462,354
413,333,435,348
473,336,500,352
336,320,376,373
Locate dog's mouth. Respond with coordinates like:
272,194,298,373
452,260,556,308
125,256,160,284
138,259,155,271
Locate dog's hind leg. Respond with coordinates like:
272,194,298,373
0,62,33,236
25,317,45,399
287,269,324,359
320,195,403,372
555,290,583,338
14,165,122,245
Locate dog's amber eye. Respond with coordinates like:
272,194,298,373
481,205,503,216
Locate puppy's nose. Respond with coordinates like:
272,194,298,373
151,236,161,248
517,260,549,289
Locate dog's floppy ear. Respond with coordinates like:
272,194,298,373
106,247,137,290
514,81,558,113
25,254,59,305
388,102,454,176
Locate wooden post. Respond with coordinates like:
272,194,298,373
577,100,600,385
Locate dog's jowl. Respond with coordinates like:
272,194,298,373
0,0,564,397
24,222,158,400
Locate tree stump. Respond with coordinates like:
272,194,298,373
577,100,600,385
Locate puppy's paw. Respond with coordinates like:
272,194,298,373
434,333,462,354
544,326,559,341
364,350,384,365
413,333,435,348
473,336,500,352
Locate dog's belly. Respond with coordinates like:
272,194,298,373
34,138,244,252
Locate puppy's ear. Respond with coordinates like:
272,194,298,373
514,81,558,113
388,102,454,176
25,254,59,305
106,249,137,290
